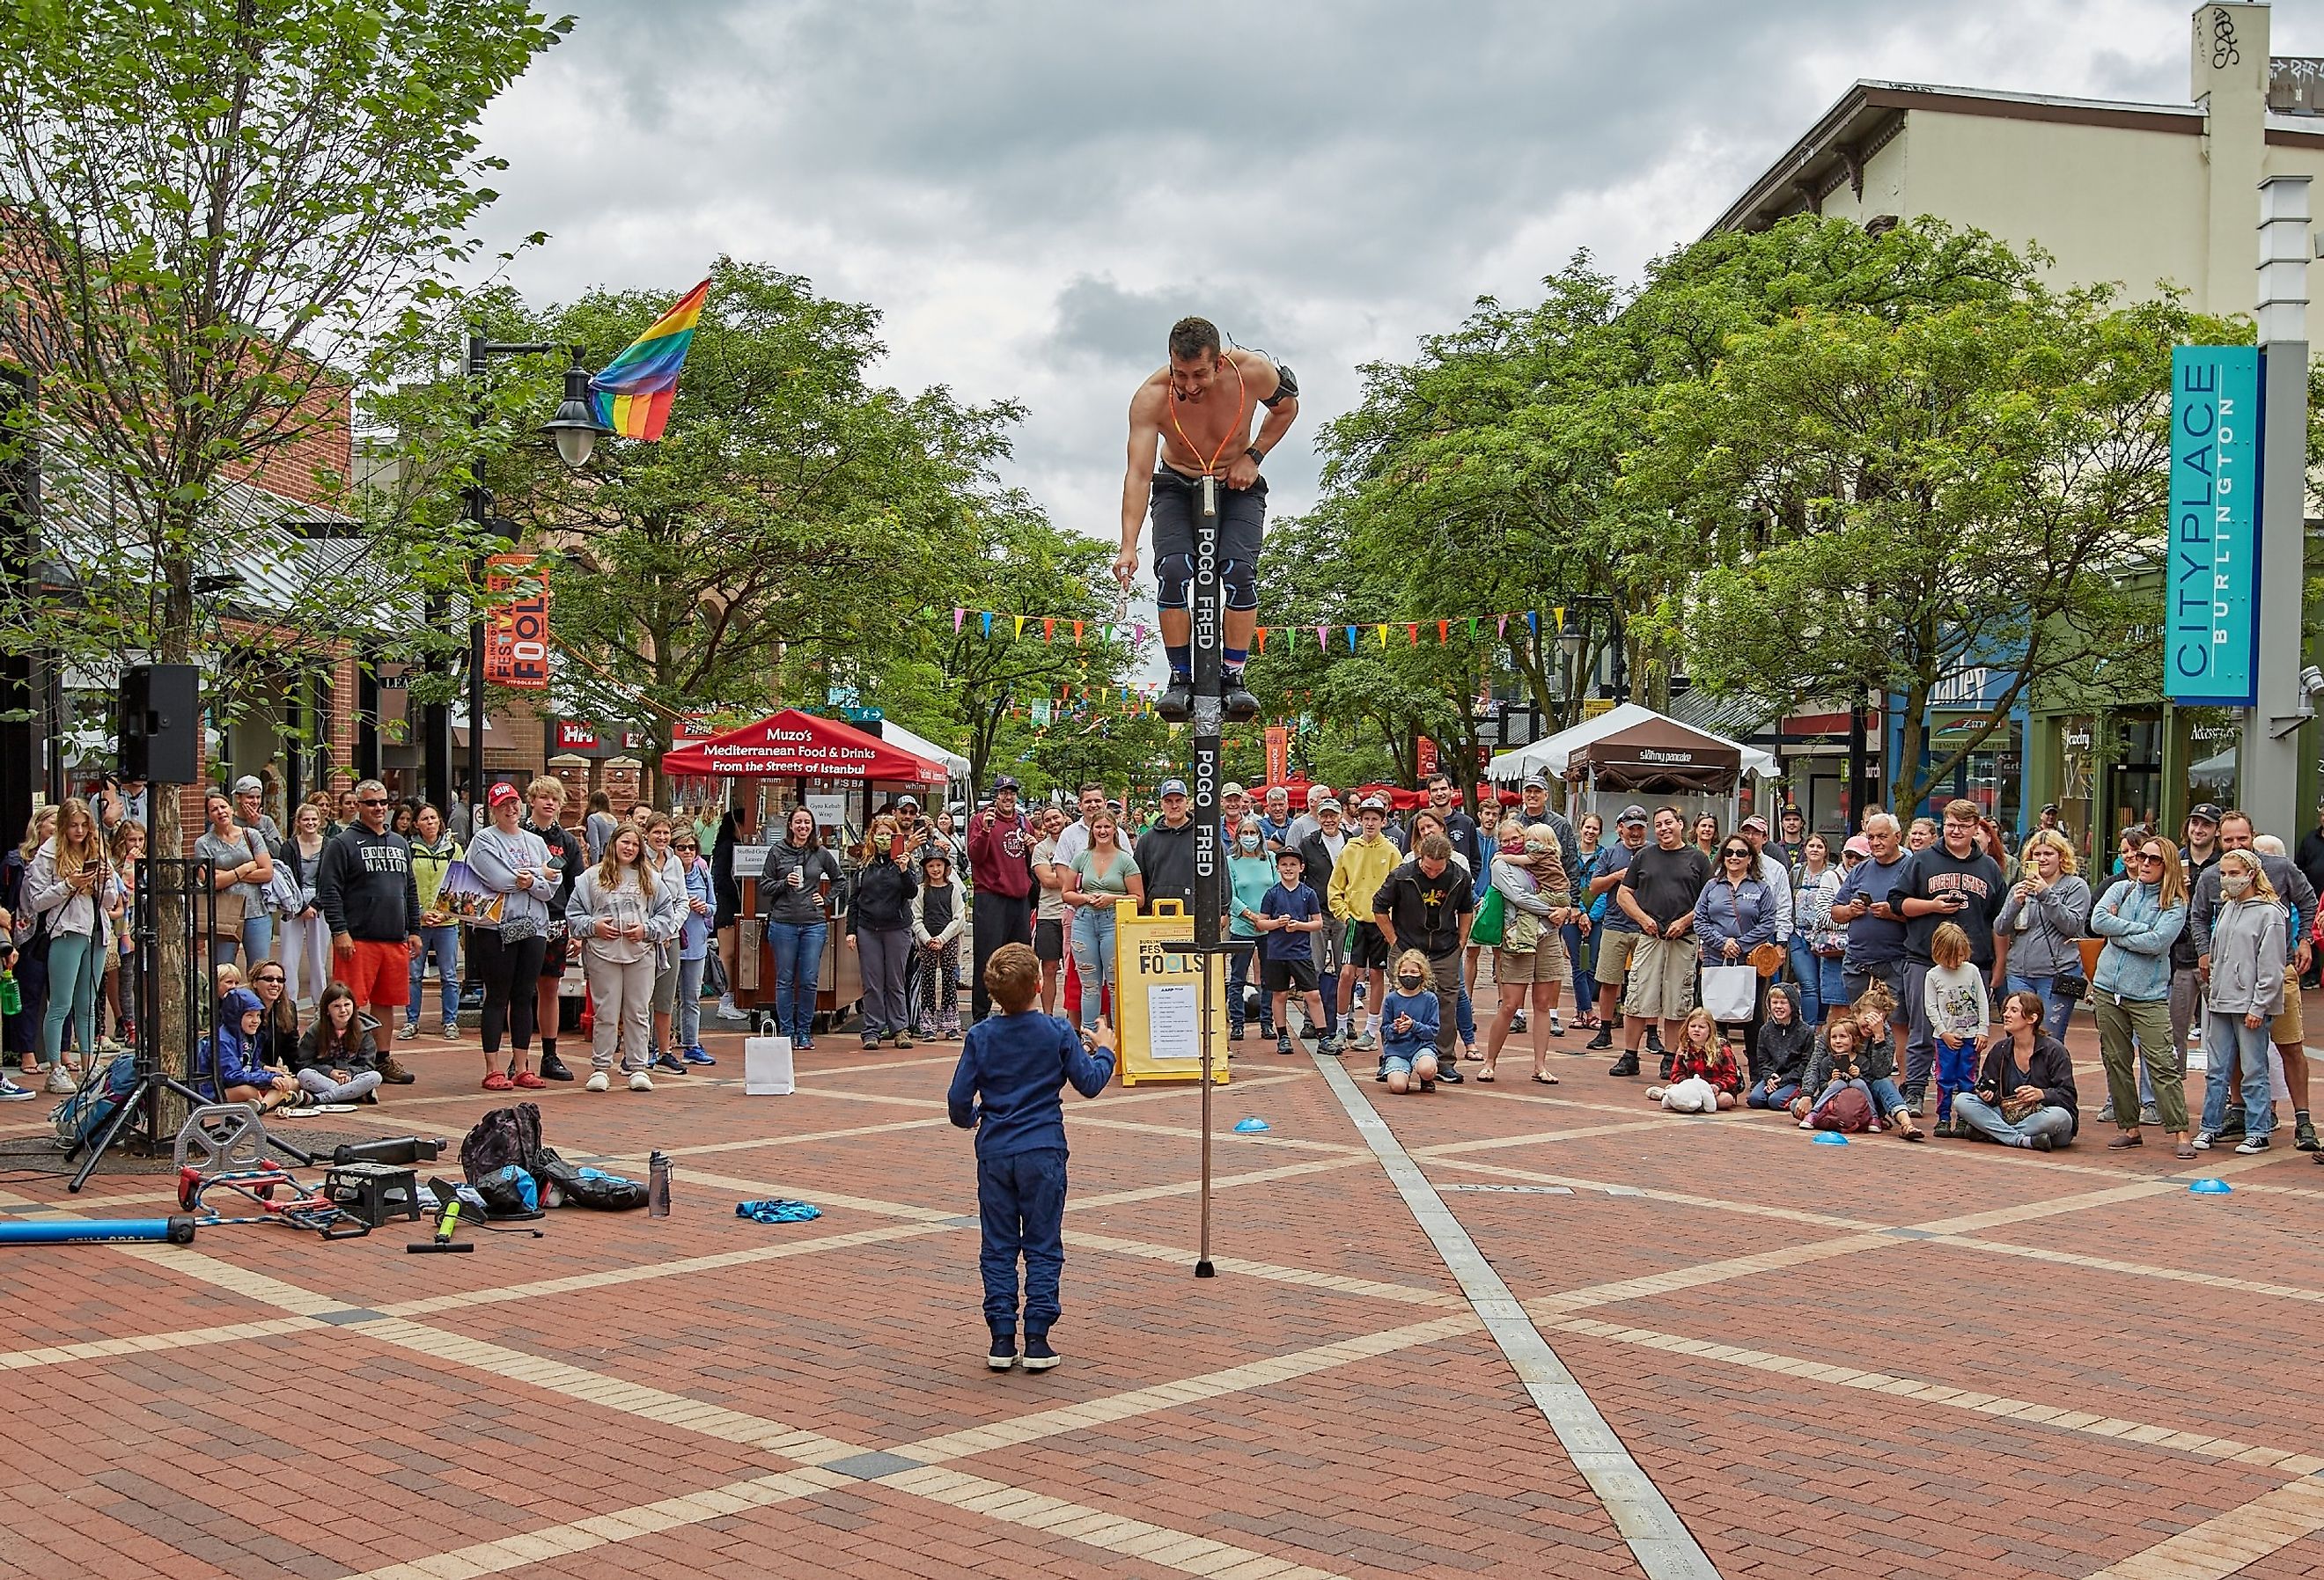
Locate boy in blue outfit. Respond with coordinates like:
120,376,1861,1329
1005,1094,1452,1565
947,942,1115,1371
1379,948,1441,1093
1257,847,1331,1056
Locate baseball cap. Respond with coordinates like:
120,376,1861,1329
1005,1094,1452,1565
1740,815,1769,835
1360,795,1389,813
1617,805,1648,827
2188,802,2223,824
1521,774,1548,790
232,775,263,795
1273,845,1305,863
1159,778,1188,797
992,775,1020,792
896,795,919,809
1317,797,1343,814
1843,834,1872,857
488,783,521,808
1223,782,1246,797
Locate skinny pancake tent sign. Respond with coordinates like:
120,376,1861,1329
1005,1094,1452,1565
2166,345,2260,707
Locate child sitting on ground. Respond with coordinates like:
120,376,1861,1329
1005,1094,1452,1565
295,983,385,1106
196,987,305,1112
946,942,1115,1374
1747,981,1812,1109
1379,949,1441,1093
1923,922,1989,1132
1795,989,1922,1139
1645,1007,1741,1112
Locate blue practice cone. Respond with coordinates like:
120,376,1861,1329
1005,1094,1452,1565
1232,1117,1271,1134
2188,1178,2232,1195
1810,1132,1849,1146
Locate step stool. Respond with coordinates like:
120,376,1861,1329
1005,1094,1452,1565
323,1163,423,1228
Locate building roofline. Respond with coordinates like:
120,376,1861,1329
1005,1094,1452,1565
1709,78,2213,237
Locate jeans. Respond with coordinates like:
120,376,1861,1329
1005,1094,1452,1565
2094,993,2188,1132
408,924,460,1029
240,913,274,975
1809,1076,1907,1122
1563,919,1593,1011
1070,907,1116,1027
676,954,706,1050
1747,1078,1798,1109
857,927,912,1041
1951,1093,2074,1149
1226,940,1275,1038
297,1067,383,1104
2005,973,2077,1042
1455,981,1476,1045
280,912,331,1006
977,1147,1068,1334
584,950,655,1071
40,930,100,1066
1790,939,1846,1023
2199,1010,2276,1139
765,920,827,1042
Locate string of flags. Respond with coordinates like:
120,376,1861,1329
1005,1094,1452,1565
951,606,1571,652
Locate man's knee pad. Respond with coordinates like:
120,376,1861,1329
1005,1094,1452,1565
1221,556,1258,612
1155,552,1194,611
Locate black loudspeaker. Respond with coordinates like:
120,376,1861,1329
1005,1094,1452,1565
119,664,200,783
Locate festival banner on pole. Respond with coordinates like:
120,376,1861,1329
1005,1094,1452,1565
1264,725,1289,785
483,554,551,689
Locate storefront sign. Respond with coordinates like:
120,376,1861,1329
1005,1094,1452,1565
556,721,599,750
2167,345,2259,706
1415,736,1438,779
482,555,551,690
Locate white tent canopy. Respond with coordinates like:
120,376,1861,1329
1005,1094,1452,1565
876,719,970,780
1487,702,1776,784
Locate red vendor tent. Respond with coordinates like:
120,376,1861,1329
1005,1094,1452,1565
658,709,947,786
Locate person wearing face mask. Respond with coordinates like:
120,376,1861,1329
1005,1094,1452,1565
2191,849,2285,1154
1225,816,1279,1043
1378,949,1442,1093
1370,833,1476,1084
2188,810,2317,1149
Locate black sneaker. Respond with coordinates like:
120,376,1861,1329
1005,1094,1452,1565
1374,1065,1388,1083
1222,678,1260,724
1644,1028,1666,1056
1316,1038,1342,1057
1436,1064,1462,1084
2296,1117,2319,1152
987,1333,1016,1371
1607,1054,1639,1077
655,1049,688,1075
2028,1133,2053,1152
1156,677,1194,723
1585,1027,1613,1052
538,1050,575,1082
1021,1334,1059,1371
1276,1034,1295,1056
1657,1055,1673,1083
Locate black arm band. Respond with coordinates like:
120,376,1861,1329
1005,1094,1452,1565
1261,362,1298,408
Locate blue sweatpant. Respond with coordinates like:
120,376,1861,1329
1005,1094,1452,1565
1935,1038,1976,1124
977,1148,1068,1336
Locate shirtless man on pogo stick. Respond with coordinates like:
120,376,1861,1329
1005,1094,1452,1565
1114,316,1300,724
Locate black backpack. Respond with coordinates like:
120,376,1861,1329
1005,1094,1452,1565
459,1102,544,1185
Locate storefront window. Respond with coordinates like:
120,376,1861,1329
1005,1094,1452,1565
2181,709,2240,818
2109,715,2163,843
2056,717,2096,863
1964,737,2021,841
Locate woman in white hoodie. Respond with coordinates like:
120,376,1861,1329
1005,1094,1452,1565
567,825,684,1092
2194,848,2286,1155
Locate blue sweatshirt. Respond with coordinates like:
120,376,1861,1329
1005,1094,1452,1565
1380,988,1440,1062
947,1011,1115,1160
195,988,274,1095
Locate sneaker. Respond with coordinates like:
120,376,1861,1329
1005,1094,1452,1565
2298,1118,2319,1152
1374,1065,1388,1083
2234,1135,2271,1154
0,1078,36,1102
437,1019,461,1042
378,1055,416,1085
43,1066,76,1094
1644,1029,1666,1056
1418,1077,1437,1092
482,1070,515,1092
1155,676,1194,723
539,1051,575,1082
1316,1038,1342,1057
2097,1101,2116,1125
1905,1098,1925,1120
2139,1105,2164,1128
1607,1054,1639,1077
987,1334,1017,1371
1436,1065,1463,1085
1276,1034,1295,1056
512,1070,548,1090
716,996,748,1021
861,1038,881,1053
682,1045,717,1066
585,1070,611,1092
797,1035,816,1050
893,1032,915,1050
1020,1334,1060,1371
1585,1027,1614,1051
395,1022,419,1041
1548,1010,1564,1037
654,1049,688,1075
1222,680,1260,724
628,1069,654,1092
2191,1132,2215,1150
2028,1134,2053,1152
1511,1010,1527,1033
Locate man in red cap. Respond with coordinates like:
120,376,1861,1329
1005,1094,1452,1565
969,776,1035,1024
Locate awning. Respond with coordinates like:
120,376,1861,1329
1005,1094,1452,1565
1488,702,1776,787
873,719,970,779
658,709,948,786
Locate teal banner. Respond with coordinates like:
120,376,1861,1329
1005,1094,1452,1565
2167,345,2261,706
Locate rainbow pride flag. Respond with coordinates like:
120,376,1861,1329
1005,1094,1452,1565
589,278,709,441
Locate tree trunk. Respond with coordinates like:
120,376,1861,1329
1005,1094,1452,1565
153,549,195,1135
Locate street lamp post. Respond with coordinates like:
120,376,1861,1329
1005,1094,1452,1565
452,334,608,821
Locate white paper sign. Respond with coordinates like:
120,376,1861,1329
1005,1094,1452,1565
1144,981,1202,1061
807,793,848,833
730,845,770,879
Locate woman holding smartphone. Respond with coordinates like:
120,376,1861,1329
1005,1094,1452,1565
462,783,552,1091
762,805,842,1049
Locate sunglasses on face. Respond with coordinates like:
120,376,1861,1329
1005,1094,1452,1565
357,797,388,807
2134,850,2166,865
254,974,284,984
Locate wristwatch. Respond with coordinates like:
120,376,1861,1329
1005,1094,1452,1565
1245,445,1265,466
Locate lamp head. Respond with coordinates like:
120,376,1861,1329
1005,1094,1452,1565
542,360,609,470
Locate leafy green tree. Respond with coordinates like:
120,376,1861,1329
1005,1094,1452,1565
0,0,564,1080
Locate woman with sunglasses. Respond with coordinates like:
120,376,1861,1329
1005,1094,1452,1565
1694,836,1779,1056
2089,834,2194,1157
670,827,717,1064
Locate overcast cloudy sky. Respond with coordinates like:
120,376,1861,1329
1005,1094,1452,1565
474,0,2210,542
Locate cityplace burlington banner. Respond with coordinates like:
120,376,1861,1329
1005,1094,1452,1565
2167,345,2260,707
483,554,551,690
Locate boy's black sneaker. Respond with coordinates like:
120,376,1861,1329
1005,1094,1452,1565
1585,1027,1613,1051
1657,1055,1673,1083
539,1050,574,1082
1021,1334,1059,1371
987,1333,1017,1371
1607,1053,1639,1077
1374,1064,1388,1082
1644,1028,1666,1056
1435,1064,1462,1084
1156,678,1193,723
1276,1033,1295,1056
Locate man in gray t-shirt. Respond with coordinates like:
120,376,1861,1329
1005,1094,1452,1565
1584,805,1651,1051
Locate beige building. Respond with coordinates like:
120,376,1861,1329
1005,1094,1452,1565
1706,2,2324,850
1716,2,2324,336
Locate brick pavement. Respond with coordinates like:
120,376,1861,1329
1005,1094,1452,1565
0,1006,2320,1579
